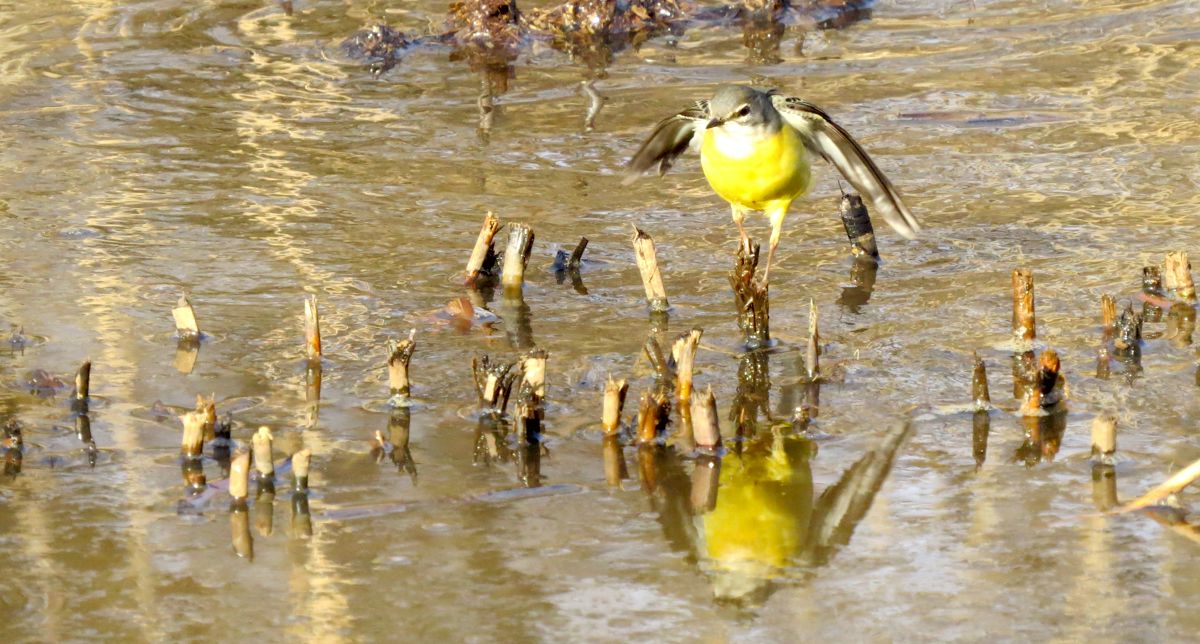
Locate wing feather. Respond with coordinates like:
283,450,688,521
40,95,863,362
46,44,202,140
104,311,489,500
772,95,920,239
623,101,708,184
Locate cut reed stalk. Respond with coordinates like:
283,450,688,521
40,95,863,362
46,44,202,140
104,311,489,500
1090,413,1117,463
388,329,417,404
292,448,311,492
465,211,504,286
838,192,879,260
632,226,669,312
1011,268,1036,341
601,377,629,436
671,328,703,403
501,223,535,290
1163,251,1195,302
304,294,321,360
173,292,200,339
229,449,251,502
971,352,990,410
180,410,206,459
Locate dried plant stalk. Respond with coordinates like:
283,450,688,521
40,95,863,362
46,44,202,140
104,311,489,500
636,391,663,444
520,349,548,401
1163,251,1196,302
180,410,206,459
1090,413,1117,460
601,377,629,436
501,223,535,289
195,394,216,441
252,426,274,478
729,238,769,347
671,328,703,403
839,192,879,260
388,329,417,399
304,294,321,360
229,450,251,501
805,299,820,380
292,448,311,492
971,352,990,409
74,360,91,402
1100,294,1116,330
465,211,503,285
632,226,669,312
1011,268,1035,341
173,292,200,339
567,237,588,269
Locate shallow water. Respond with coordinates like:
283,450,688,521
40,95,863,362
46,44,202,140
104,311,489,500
2,0,1200,640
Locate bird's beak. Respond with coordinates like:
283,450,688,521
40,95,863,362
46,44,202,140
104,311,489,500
705,118,724,129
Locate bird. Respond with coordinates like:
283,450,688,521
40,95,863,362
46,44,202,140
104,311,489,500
624,84,919,284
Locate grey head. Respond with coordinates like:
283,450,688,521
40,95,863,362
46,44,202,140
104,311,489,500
706,85,780,130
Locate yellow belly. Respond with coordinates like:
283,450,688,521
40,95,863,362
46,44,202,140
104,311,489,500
700,126,811,212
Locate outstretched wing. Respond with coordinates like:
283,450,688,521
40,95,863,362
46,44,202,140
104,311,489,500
623,101,709,184
772,94,920,239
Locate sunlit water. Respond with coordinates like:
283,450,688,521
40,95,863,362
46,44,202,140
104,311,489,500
2,0,1200,640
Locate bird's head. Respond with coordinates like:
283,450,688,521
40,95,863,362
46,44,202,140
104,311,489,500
706,85,776,130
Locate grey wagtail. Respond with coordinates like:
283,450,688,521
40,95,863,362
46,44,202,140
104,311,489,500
625,85,919,284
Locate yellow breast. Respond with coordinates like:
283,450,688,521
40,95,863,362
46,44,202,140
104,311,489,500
700,125,811,212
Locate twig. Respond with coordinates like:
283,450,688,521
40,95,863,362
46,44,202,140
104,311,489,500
1113,457,1200,514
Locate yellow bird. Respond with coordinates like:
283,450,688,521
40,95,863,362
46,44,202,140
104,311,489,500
625,85,920,284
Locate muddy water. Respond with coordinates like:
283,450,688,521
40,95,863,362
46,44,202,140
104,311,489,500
2,0,1200,640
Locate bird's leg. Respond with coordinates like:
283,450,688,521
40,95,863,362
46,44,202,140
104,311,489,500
731,205,749,246
762,208,786,286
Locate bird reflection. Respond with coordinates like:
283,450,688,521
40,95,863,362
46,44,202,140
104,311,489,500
643,421,911,604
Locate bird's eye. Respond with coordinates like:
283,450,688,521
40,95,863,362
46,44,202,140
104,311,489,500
735,105,751,117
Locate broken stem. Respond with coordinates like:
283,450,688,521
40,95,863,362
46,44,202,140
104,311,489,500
388,329,417,405
671,328,703,403
601,377,629,436
229,449,251,502
1011,268,1036,342
465,211,504,286
292,448,311,492
1163,251,1196,302
304,294,321,360
501,223,535,290
839,192,879,260
173,292,200,340
632,226,669,312
1090,413,1117,464
971,352,990,410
